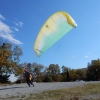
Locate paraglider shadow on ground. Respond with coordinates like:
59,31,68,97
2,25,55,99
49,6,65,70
0,86,26,90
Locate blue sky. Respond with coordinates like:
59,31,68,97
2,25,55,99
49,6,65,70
0,0,100,70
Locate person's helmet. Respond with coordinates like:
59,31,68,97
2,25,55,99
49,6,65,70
24,70,27,72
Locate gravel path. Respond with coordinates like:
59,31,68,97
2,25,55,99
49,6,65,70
0,81,100,99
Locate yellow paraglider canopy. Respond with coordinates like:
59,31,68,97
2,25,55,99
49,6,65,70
34,11,77,57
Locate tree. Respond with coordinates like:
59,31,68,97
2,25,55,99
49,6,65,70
76,69,87,80
69,69,79,81
0,74,10,83
0,43,12,67
87,59,100,81
62,66,68,73
43,76,53,82
47,64,60,75
0,42,23,82
12,46,23,64
61,66,70,82
31,63,44,75
30,63,44,82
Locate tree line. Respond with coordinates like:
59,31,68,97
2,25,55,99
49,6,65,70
0,39,23,83
0,40,100,83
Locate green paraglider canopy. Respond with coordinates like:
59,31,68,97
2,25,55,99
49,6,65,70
34,11,77,57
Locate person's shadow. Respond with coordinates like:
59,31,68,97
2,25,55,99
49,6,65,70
0,86,26,90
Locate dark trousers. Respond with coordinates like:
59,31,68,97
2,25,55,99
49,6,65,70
26,78,34,87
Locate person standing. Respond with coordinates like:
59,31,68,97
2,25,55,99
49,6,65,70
24,70,34,87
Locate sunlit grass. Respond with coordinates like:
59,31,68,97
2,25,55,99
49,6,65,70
26,83,100,100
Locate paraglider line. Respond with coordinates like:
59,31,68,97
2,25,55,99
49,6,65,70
36,49,43,53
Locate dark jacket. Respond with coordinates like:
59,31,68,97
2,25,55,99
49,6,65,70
24,71,30,79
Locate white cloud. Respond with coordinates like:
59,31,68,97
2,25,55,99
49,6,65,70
85,56,89,58
13,27,19,31
0,14,5,20
0,21,23,44
13,21,23,27
19,22,23,27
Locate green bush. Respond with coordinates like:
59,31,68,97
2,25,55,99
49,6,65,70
35,79,41,82
43,76,53,82
0,75,10,83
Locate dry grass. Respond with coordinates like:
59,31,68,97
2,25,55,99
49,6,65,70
1,83,100,100
26,83,100,100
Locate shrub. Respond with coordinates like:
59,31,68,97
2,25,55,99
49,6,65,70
43,76,53,82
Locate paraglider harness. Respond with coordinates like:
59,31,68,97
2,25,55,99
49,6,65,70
30,74,35,82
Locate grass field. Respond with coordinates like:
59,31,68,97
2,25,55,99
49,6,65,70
25,83,100,100
0,83,100,100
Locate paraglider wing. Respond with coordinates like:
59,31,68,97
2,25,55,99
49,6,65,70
34,11,77,57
